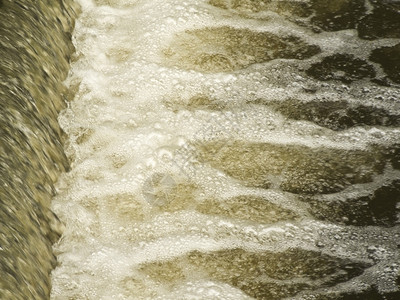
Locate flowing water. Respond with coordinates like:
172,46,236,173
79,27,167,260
50,0,400,299
0,0,77,298
1,0,400,299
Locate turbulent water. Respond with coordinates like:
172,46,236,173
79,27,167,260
2,0,400,299
0,0,78,299
48,0,400,299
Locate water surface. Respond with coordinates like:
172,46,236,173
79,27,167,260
51,0,400,299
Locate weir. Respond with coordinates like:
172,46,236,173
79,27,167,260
0,0,77,298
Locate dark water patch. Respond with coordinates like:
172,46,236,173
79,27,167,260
306,54,376,83
358,0,400,40
307,0,400,38
384,144,400,170
260,99,400,131
196,195,300,224
339,290,400,300
368,179,400,226
370,43,400,84
276,0,313,18
141,174,300,224
162,26,321,72
209,0,313,18
196,141,386,194
167,96,400,132
209,0,271,12
0,0,77,298
309,0,366,32
209,0,400,41
164,95,227,112
140,248,370,300
301,179,400,227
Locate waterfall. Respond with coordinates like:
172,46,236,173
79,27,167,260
0,0,78,298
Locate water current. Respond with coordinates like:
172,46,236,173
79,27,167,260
1,0,77,298
1,0,400,299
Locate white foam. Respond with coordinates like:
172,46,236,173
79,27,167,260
51,0,400,298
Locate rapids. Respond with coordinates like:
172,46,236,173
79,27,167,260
49,0,400,299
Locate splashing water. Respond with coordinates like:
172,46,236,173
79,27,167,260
51,0,400,299
0,0,77,298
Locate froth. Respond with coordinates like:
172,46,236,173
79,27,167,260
51,0,400,299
